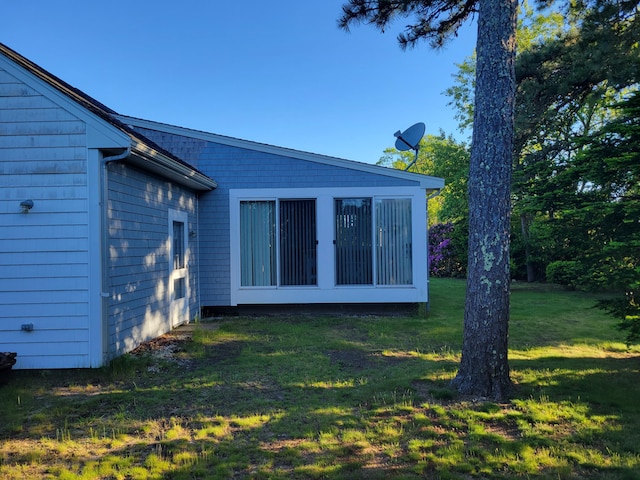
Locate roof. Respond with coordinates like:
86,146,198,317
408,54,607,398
1,41,443,192
0,42,217,191
116,115,446,191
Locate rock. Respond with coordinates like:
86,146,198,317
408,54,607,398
0,352,17,385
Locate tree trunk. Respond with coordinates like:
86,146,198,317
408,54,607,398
520,213,536,282
451,0,517,401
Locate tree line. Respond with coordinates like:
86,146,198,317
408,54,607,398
340,0,638,400
376,0,640,346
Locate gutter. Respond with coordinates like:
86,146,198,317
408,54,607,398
130,140,217,191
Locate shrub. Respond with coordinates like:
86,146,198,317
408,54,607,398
597,282,640,346
545,260,583,288
428,222,465,278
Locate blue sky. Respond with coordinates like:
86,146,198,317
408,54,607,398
4,1,476,164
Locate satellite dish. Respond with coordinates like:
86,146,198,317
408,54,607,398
394,122,425,151
393,122,425,171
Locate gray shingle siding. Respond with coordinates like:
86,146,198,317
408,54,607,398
132,127,418,307
106,161,198,356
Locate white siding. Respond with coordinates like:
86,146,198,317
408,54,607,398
0,66,92,369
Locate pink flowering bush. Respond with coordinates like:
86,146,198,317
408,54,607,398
428,222,465,277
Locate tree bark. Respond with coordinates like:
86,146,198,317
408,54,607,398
520,213,536,282
451,0,517,401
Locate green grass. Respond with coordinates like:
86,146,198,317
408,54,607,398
1,278,639,479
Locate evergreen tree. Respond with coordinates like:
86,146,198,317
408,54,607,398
578,92,640,344
340,0,517,400
445,0,640,282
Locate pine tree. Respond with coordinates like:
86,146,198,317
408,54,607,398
340,0,517,399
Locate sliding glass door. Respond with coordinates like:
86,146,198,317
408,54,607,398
240,195,413,289
335,197,413,286
335,198,373,285
240,199,317,287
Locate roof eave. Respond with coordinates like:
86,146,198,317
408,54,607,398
116,115,446,190
129,140,217,191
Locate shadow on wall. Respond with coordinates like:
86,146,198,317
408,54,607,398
107,166,197,358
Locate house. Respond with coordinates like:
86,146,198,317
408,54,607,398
118,116,445,309
0,43,217,369
0,42,444,370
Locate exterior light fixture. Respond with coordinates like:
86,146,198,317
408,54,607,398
20,199,34,213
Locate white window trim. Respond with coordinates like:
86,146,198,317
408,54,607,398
168,208,189,325
229,186,427,305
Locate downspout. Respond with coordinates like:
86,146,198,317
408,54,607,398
99,147,130,363
195,194,201,322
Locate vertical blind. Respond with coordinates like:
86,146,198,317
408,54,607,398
241,197,412,288
335,198,373,285
280,200,317,286
240,201,276,286
376,198,412,285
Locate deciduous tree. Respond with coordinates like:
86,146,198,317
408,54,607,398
377,133,470,223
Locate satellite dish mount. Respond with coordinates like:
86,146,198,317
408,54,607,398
393,122,425,171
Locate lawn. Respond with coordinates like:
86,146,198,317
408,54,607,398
1,278,639,479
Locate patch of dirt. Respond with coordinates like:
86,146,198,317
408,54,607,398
484,420,522,442
129,323,221,371
326,349,376,370
130,333,189,358
330,324,370,343
203,340,246,363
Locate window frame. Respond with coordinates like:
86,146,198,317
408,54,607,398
168,208,189,325
229,187,427,306
239,197,318,288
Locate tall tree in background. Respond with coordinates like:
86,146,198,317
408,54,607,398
377,133,470,223
339,0,517,400
445,0,640,283
445,3,566,282
587,92,640,345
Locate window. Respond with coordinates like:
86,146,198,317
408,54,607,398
376,198,412,285
335,198,372,285
173,277,186,300
335,197,412,286
173,221,185,269
240,199,317,287
240,201,277,286
172,220,186,298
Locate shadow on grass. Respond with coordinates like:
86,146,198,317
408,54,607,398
510,355,640,406
2,318,640,479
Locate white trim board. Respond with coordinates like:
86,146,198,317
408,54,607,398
229,186,428,306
